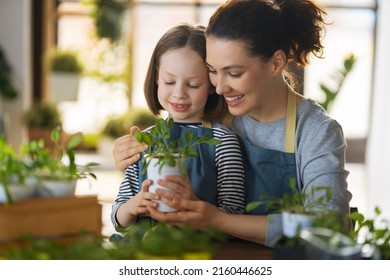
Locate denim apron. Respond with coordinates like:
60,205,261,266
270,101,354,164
241,89,298,215
138,121,218,205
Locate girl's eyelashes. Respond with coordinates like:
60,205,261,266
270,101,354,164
229,73,242,78
188,84,200,89
163,80,200,88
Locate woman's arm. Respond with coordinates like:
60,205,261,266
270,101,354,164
147,196,268,244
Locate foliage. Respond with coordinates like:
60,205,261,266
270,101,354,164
101,108,159,139
119,222,224,259
45,49,83,73
21,102,62,129
0,137,32,204
0,234,136,260
21,127,99,182
134,118,221,175
246,178,333,214
349,207,390,259
86,0,128,43
318,53,356,112
0,45,18,100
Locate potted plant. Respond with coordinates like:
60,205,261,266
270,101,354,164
21,101,63,147
98,109,158,156
134,117,220,212
45,49,83,102
21,127,98,198
0,137,36,204
246,179,334,239
349,207,390,260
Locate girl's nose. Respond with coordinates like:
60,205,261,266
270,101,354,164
172,83,187,99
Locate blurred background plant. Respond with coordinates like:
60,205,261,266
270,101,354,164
318,53,357,112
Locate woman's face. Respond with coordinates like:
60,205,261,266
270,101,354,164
206,37,276,120
157,47,210,123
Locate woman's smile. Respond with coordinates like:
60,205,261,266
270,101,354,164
224,94,245,106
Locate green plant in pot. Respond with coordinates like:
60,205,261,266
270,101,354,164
134,117,220,212
246,179,334,240
349,207,390,260
21,102,63,150
45,49,83,102
21,127,98,198
0,137,35,204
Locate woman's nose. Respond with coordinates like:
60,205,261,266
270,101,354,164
214,76,229,95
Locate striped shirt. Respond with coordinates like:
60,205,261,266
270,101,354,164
111,122,245,229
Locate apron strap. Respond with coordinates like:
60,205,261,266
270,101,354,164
222,112,234,129
285,87,297,153
201,120,212,128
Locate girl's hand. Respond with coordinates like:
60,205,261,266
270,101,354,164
113,126,147,172
129,179,159,216
157,175,198,200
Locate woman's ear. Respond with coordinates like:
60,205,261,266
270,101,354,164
270,50,287,76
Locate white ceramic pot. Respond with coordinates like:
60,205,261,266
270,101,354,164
282,211,316,238
146,157,183,213
49,72,81,102
35,179,77,198
0,183,36,204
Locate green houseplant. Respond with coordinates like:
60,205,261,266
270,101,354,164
246,179,334,239
134,117,220,212
349,207,390,260
318,53,357,112
45,49,83,102
0,137,35,204
21,102,63,151
0,45,18,100
134,117,220,175
21,127,98,197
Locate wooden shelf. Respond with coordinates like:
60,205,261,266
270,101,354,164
0,195,102,244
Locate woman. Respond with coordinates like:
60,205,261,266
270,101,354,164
113,0,352,247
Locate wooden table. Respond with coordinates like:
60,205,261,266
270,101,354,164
213,239,273,260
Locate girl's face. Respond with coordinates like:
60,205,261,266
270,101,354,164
206,37,277,121
157,47,210,123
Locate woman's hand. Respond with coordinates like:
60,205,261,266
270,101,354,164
112,126,147,172
147,195,220,230
157,175,198,200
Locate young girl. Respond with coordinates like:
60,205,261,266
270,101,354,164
111,23,245,230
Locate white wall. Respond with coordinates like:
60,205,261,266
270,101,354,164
0,0,31,149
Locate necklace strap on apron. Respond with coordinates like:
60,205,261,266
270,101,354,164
285,87,297,153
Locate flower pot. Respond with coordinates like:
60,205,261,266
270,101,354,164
282,211,315,238
0,183,36,204
146,157,183,213
49,72,81,103
35,179,77,198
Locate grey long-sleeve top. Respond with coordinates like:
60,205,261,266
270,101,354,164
232,97,352,247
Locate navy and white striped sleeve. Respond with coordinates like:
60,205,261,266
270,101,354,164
111,163,140,229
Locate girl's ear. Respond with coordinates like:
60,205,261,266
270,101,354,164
270,50,287,76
